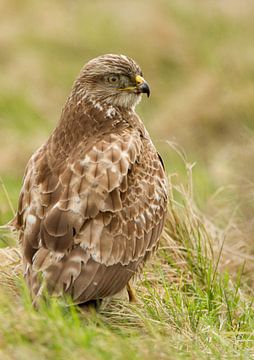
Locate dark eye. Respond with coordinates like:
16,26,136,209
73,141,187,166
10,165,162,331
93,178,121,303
108,75,119,84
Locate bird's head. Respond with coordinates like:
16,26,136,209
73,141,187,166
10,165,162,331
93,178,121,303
73,54,150,110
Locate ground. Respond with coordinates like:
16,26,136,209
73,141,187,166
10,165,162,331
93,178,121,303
1,1,254,359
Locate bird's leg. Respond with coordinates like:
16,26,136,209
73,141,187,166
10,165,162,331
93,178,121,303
78,299,102,313
127,282,137,303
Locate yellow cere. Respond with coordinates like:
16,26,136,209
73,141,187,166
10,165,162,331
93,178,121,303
135,75,145,85
119,75,145,91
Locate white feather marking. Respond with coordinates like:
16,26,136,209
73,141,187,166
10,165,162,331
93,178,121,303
154,193,161,201
95,103,103,111
150,204,159,211
53,202,60,209
27,214,36,225
112,144,120,151
121,151,129,158
140,214,146,223
80,155,91,165
111,165,117,173
91,252,99,262
70,197,82,213
106,106,116,118
91,98,103,111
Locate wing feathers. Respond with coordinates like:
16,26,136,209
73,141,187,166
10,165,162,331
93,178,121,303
17,124,168,304
40,208,73,252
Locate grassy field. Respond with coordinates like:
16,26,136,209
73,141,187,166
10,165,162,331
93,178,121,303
1,0,254,358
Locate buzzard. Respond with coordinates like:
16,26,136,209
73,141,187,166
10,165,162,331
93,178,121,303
13,54,168,307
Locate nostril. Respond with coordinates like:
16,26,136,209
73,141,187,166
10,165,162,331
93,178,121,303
135,75,145,85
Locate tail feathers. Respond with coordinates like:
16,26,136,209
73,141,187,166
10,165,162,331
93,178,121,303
26,246,141,305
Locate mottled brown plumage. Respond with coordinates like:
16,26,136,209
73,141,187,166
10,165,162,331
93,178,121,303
13,54,168,305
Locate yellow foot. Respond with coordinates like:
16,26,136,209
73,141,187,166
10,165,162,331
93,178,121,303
127,282,137,303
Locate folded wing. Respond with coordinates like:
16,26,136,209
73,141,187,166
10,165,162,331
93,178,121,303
15,127,168,303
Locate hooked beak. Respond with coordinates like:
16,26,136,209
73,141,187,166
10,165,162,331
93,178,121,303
135,75,150,97
118,75,151,97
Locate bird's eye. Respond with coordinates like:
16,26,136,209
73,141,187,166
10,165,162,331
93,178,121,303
108,75,119,84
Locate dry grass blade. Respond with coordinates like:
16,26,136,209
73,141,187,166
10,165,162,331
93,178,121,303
0,247,22,296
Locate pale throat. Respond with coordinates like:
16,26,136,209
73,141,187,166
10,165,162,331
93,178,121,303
83,91,141,115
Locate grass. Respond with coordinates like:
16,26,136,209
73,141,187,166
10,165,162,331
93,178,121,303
1,0,254,358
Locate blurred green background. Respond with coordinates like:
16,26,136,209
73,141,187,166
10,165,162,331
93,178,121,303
1,0,254,229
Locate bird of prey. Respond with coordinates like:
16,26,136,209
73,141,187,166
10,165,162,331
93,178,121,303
12,54,168,307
